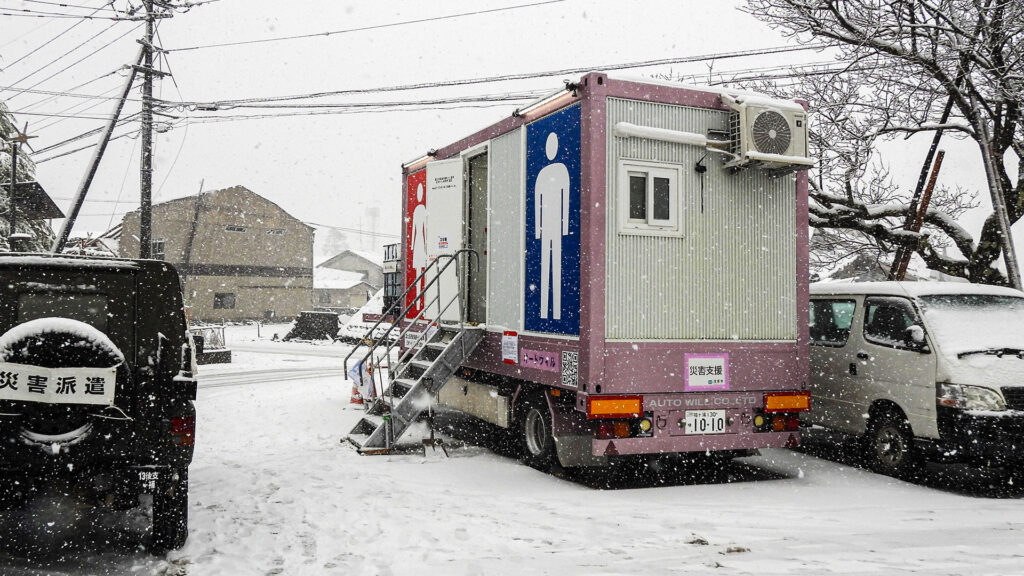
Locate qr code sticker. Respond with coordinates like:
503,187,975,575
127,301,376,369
561,351,579,388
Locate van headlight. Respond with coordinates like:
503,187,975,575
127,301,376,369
937,383,1006,411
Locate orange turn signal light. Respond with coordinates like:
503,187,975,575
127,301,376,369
763,391,811,413
587,395,643,419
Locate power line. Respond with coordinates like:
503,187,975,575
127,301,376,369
5,22,144,104
160,43,828,110
1,19,122,95
0,12,57,51
164,0,566,52
0,6,147,19
20,0,110,9
0,81,134,102
306,222,399,239
33,127,139,163
3,109,117,119
186,91,546,111
0,6,95,71
19,68,125,115
30,111,140,155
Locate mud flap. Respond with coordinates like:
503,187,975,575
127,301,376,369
547,396,607,468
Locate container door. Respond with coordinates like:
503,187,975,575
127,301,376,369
464,152,488,324
425,158,464,322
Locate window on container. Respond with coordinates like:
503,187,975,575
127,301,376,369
267,229,285,236
225,225,246,233
213,292,236,309
619,161,682,236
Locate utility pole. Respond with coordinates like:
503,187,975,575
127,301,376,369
139,0,155,259
7,141,17,250
51,49,144,254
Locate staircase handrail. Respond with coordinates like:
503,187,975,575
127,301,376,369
343,249,476,382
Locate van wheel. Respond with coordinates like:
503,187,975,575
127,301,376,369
151,469,189,552
864,413,918,478
520,395,555,471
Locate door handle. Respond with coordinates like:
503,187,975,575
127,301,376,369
856,352,870,360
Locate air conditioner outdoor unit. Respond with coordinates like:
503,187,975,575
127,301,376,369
721,94,814,175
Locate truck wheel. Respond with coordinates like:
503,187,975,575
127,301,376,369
864,413,918,478
520,395,555,471
151,468,189,551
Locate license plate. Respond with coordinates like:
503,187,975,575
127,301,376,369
138,470,160,492
685,409,727,434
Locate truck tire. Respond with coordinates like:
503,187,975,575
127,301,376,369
152,468,189,551
520,395,555,471
864,412,918,479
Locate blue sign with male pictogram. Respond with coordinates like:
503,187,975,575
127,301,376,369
524,105,581,336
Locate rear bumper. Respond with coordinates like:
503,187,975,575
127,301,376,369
548,391,804,467
594,430,799,457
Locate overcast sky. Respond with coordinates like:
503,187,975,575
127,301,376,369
0,0,1001,263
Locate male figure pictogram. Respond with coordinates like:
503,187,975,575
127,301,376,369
535,132,571,320
410,183,427,311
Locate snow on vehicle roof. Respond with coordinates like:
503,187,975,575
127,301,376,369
0,317,124,362
0,253,139,270
605,73,806,112
810,281,1024,299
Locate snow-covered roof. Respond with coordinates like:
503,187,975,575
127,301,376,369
606,73,806,111
314,267,369,290
811,281,1024,299
347,249,383,267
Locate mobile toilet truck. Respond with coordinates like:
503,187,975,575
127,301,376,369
346,73,813,471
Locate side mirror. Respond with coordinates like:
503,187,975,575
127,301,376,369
904,325,927,351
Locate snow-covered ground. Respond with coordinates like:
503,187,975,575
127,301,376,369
2,324,1024,575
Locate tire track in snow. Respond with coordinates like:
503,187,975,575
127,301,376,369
199,367,344,389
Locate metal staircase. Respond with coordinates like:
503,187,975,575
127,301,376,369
343,250,482,454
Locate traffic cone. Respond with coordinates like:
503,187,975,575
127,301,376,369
349,383,364,405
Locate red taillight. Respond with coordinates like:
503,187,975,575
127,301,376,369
594,420,633,439
171,416,195,446
769,414,801,432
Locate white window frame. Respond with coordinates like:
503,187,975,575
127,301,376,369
617,160,683,237
151,238,166,261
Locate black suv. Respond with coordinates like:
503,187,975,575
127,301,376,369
0,254,197,550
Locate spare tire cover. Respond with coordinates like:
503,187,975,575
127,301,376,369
0,318,125,436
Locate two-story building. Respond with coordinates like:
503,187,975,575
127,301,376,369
120,185,314,322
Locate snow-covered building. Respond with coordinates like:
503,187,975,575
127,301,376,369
119,185,314,322
312,266,376,311
317,249,384,289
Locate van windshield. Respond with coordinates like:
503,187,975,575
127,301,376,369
917,294,1024,355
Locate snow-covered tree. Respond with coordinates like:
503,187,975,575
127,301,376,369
743,0,1024,285
1,102,55,252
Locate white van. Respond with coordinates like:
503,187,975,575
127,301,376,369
808,281,1024,477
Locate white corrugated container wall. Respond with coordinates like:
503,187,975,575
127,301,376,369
605,97,797,341
486,128,525,330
